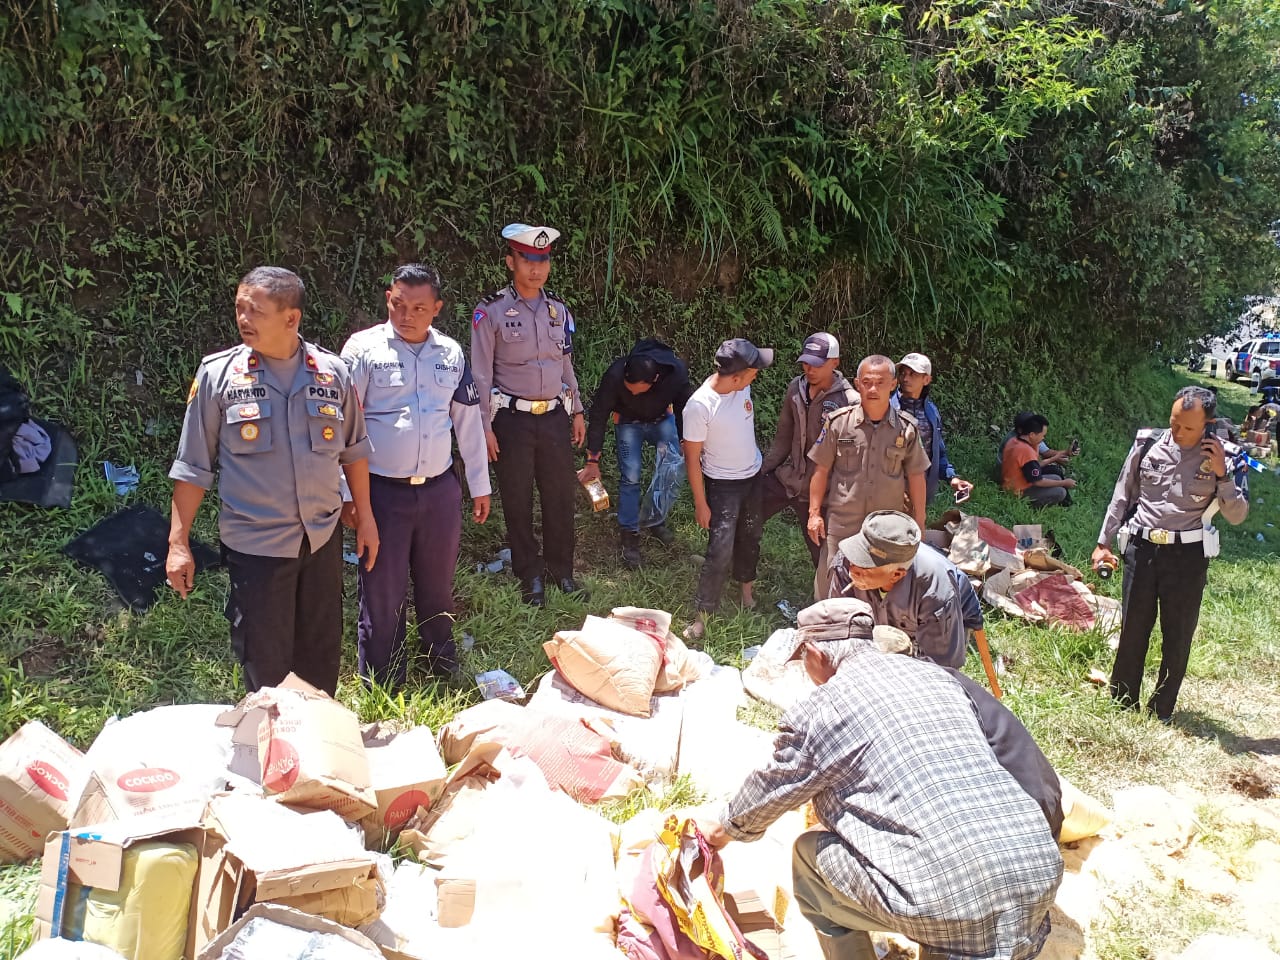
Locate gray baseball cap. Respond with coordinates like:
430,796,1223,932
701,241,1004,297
715,338,775,375
838,510,922,569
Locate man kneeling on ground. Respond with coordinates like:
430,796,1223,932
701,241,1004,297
700,601,1064,960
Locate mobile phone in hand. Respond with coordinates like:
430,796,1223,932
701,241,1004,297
1069,438,1081,456
954,485,971,504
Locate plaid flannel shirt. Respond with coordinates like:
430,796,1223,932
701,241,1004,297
721,647,1063,959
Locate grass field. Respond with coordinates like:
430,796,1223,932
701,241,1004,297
0,361,1277,957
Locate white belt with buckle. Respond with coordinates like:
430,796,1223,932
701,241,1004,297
1134,527,1203,545
499,393,560,415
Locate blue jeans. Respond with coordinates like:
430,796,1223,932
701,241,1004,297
615,413,680,532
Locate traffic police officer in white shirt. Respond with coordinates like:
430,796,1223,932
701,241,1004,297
341,263,491,686
470,224,586,607
1094,385,1249,723
166,266,377,695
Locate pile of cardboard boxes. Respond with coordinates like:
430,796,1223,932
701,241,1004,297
2,658,809,960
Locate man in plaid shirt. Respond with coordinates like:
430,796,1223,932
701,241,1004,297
705,591,1063,958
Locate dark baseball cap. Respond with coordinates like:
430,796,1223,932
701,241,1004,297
715,339,775,375
838,510,921,569
798,332,840,366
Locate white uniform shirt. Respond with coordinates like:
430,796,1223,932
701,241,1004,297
341,323,490,497
682,378,761,480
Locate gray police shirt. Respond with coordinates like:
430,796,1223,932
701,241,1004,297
170,339,372,558
341,322,490,496
470,285,581,419
1098,428,1248,547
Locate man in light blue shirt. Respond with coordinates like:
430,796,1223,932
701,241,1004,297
341,263,491,686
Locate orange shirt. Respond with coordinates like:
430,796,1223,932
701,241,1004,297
1001,436,1043,495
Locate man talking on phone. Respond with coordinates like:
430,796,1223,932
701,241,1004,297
1094,386,1248,724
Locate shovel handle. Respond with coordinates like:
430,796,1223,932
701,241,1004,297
973,628,1003,699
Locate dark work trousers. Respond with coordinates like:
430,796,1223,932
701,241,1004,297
759,469,820,565
492,406,576,583
222,528,343,695
694,473,763,612
357,470,463,686
1109,538,1210,720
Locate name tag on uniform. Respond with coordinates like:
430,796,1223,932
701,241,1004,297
306,384,340,402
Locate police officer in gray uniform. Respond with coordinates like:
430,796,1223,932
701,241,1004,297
470,224,585,606
166,267,377,695
826,510,982,669
1094,385,1249,722
341,263,491,687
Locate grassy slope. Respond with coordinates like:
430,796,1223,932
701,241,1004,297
0,361,1277,956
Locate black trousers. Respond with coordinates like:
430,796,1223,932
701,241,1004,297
492,406,576,583
1109,538,1209,720
222,528,343,695
694,473,763,612
759,469,820,565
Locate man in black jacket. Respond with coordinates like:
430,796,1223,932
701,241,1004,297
580,339,694,567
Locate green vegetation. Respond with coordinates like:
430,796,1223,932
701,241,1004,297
3,1,1280,955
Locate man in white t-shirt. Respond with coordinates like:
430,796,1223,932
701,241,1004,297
682,338,774,640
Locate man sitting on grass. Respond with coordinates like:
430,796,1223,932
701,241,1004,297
1000,412,1077,507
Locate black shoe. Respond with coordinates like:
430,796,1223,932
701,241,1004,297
645,523,675,546
621,530,642,569
556,576,587,599
521,576,546,607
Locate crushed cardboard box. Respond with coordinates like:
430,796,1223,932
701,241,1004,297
0,720,85,862
216,674,376,821
203,793,383,927
71,704,236,829
359,723,446,847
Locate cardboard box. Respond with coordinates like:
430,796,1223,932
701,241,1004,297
359,723,447,847
34,811,220,958
203,793,383,927
197,901,383,960
216,674,376,821
0,720,85,862
71,703,239,830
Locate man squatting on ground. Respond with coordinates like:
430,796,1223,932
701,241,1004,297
701,598,1064,960
166,267,377,695
681,339,774,641
1094,385,1248,723
580,337,693,568
758,332,858,566
826,510,983,670
340,263,491,688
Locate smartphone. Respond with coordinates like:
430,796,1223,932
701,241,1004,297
954,485,971,504
1069,438,1081,456
1204,423,1217,442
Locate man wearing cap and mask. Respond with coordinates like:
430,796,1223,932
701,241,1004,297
579,337,694,568
825,510,982,669
759,332,858,565
893,352,972,505
470,223,586,607
682,338,774,641
807,354,930,600
699,595,1063,960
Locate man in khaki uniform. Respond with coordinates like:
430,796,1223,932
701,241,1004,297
470,223,586,607
807,354,929,599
